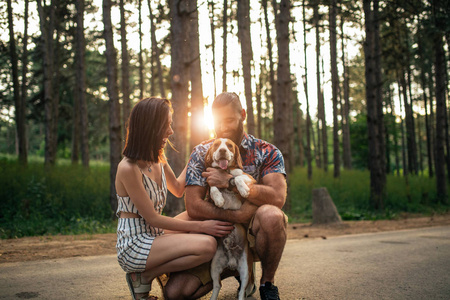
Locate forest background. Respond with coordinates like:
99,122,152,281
0,0,449,239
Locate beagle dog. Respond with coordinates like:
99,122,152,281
204,138,256,300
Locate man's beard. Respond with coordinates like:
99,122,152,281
217,121,244,146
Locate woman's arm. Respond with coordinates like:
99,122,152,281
163,162,187,198
119,163,231,236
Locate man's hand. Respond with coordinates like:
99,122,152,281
202,167,233,189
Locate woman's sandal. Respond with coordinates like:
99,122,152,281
126,273,158,300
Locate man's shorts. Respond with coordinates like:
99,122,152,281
186,212,288,285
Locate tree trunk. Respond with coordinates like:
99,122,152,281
274,0,293,175
237,0,255,135
330,0,339,178
222,0,228,92
167,0,190,216
120,0,130,139
256,65,263,138
418,35,434,177
37,0,57,166
303,0,312,179
388,90,400,176
138,0,144,100
76,0,89,167
314,1,327,171
433,28,447,203
373,0,386,186
341,15,351,170
20,0,29,165
295,100,305,167
209,1,217,98
262,0,276,107
7,0,27,165
149,1,165,98
103,0,122,214
189,0,207,150
312,187,342,225
400,69,418,176
398,79,409,177
364,0,384,210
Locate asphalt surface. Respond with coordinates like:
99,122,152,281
1,226,449,300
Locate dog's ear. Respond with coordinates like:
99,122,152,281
204,144,214,167
234,143,244,170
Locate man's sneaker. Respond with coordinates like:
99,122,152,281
259,282,280,300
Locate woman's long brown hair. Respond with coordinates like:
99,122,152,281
122,97,172,163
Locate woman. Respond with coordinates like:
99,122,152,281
115,98,233,300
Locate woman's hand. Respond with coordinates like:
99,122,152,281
200,220,234,237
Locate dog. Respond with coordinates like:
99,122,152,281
204,138,256,300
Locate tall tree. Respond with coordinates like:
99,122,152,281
262,0,276,107
237,0,255,135
341,14,352,170
330,0,340,177
209,1,217,98
303,0,312,179
222,0,228,92
189,0,207,150
167,0,190,216
119,0,130,137
314,0,327,170
103,0,122,213
148,1,165,98
432,0,447,203
274,0,293,175
75,0,89,167
7,0,27,165
138,0,144,100
37,0,58,166
364,0,385,210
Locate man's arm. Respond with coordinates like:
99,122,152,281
201,168,286,222
246,172,287,209
185,185,247,223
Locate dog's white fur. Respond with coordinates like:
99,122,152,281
205,138,255,300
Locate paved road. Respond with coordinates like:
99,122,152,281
1,226,449,299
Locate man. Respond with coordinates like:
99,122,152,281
165,92,287,300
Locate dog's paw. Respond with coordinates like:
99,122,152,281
210,187,225,207
235,176,251,198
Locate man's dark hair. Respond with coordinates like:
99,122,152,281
122,97,172,163
212,92,243,114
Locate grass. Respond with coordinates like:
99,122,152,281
0,155,448,239
287,166,449,223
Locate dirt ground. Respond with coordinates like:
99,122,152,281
1,213,449,264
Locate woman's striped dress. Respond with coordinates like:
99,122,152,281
116,164,167,273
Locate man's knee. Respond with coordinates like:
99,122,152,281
254,205,287,234
165,273,202,300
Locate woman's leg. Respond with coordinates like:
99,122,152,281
141,233,217,282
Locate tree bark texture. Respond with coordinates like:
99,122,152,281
7,0,27,165
312,187,342,225
138,0,144,100
209,1,217,99
189,0,208,150
148,0,165,98
120,0,131,140
364,0,385,210
341,16,351,170
433,29,447,203
103,0,122,213
303,0,312,179
37,0,58,166
167,0,190,216
222,0,228,92
262,0,276,107
330,0,340,177
76,0,89,167
237,0,255,135
274,0,293,175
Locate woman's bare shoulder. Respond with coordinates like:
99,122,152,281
118,158,140,177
